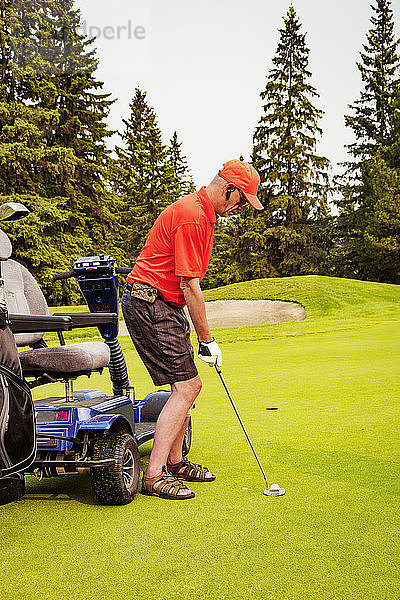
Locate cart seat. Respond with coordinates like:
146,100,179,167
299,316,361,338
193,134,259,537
0,229,12,260
19,342,110,376
2,258,49,347
1,252,111,384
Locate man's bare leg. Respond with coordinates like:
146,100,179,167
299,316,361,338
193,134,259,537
167,416,190,465
167,411,215,481
145,375,202,495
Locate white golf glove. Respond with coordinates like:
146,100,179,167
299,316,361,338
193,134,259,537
197,338,222,367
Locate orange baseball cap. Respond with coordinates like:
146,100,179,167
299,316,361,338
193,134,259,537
218,160,263,210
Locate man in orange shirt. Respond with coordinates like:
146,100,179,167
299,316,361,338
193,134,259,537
122,160,263,499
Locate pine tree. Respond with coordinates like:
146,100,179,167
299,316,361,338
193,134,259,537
168,131,195,197
225,6,329,282
0,0,119,303
0,101,83,297
334,0,400,281
353,85,400,283
113,88,176,259
0,0,82,303
345,0,399,162
359,151,400,282
43,0,117,254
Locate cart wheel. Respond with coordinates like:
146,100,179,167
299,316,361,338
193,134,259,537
0,475,25,506
90,433,140,506
182,417,192,457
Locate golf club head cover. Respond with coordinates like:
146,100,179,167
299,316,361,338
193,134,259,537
197,338,222,366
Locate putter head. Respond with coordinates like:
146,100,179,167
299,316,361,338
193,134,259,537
264,485,285,497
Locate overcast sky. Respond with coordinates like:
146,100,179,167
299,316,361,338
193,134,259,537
79,0,400,186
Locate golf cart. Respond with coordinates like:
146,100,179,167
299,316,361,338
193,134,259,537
0,203,191,505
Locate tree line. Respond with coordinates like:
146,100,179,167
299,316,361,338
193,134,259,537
206,1,400,289
0,0,399,305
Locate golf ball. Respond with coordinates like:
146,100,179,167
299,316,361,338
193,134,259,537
270,483,280,491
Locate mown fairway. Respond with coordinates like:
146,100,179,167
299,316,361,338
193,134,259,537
1,276,399,600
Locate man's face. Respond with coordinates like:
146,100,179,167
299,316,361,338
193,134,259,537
219,185,247,217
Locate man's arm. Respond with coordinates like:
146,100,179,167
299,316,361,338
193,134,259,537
180,276,212,342
180,276,222,366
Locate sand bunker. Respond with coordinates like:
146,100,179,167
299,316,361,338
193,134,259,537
184,299,305,329
119,299,305,335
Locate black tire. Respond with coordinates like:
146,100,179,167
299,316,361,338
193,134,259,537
0,475,25,506
141,391,170,422
90,433,140,506
182,417,192,457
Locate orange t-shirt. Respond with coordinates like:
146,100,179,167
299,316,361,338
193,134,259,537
127,187,216,307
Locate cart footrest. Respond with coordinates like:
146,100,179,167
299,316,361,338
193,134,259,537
31,458,114,468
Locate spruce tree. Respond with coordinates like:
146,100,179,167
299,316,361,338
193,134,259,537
335,0,400,281
0,0,82,303
0,101,82,299
345,0,399,162
168,131,195,197
113,88,176,259
42,0,117,254
226,6,329,281
36,1,118,269
354,85,400,283
0,0,119,303
358,151,400,282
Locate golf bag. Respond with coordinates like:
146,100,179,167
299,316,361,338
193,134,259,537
0,268,36,505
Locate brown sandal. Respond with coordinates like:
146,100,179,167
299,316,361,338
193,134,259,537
141,466,195,499
167,457,216,482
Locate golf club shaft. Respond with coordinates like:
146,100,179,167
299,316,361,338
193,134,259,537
215,364,269,489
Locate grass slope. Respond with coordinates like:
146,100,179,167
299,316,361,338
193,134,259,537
206,274,400,320
1,276,399,600
204,275,400,345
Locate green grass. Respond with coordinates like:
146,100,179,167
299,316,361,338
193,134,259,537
1,275,400,599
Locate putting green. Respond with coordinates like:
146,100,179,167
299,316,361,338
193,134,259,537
1,276,399,600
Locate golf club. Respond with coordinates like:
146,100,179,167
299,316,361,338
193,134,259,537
214,364,285,497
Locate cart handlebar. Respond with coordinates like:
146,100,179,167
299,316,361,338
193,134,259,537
52,267,131,281
52,271,76,281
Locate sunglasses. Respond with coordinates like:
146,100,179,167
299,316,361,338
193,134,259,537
226,184,248,208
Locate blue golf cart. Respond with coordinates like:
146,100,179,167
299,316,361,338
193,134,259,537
1,214,191,505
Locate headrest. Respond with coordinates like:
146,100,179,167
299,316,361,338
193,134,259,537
3,259,49,347
0,229,12,260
